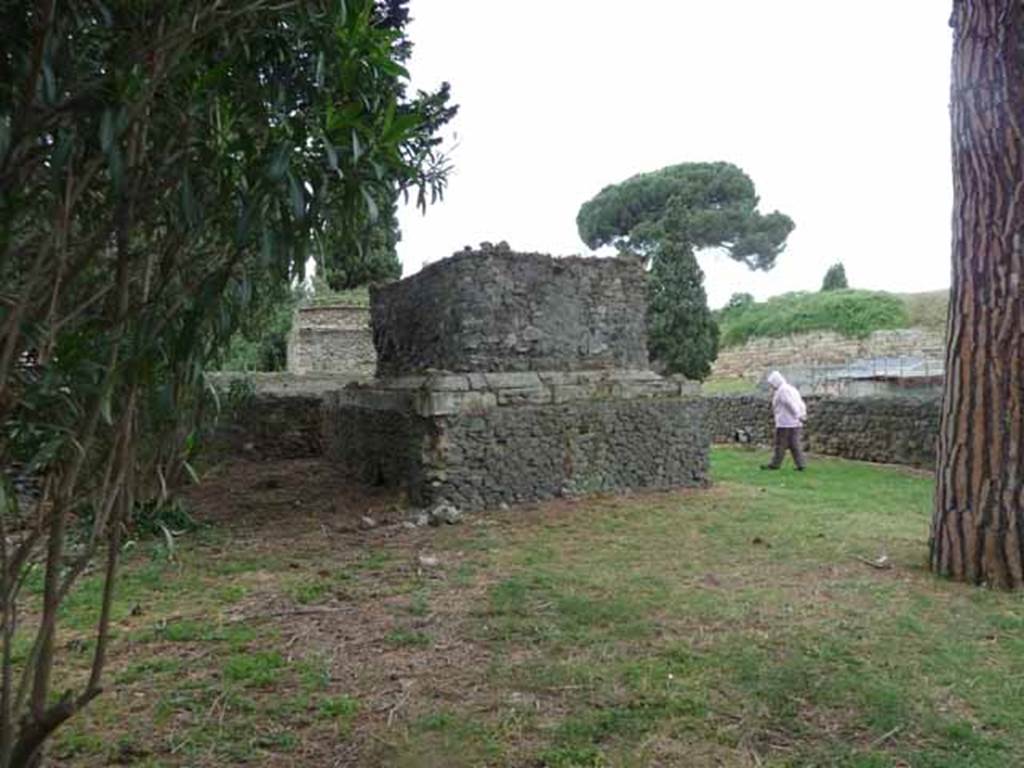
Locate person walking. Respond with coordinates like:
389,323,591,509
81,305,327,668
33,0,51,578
761,370,808,471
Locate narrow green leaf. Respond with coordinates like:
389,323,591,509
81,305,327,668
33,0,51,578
315,52,325,88
41,62,57,104
325,139,340,175
362,187,378,222
108,145,124,191
181,170,199,228
351,129,362,163
0,113,10,161
261,227,274,266
99,390,112,426
99,109,115,153
268,145,290,181
288,172,305,220
0,482,13,518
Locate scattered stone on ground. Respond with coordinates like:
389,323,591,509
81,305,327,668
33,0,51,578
428,502,463,526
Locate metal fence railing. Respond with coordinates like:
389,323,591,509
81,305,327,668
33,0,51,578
776,356,945,398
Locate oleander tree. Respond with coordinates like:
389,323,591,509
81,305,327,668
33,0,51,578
577,162,794,379
930,0,1024,589
0,1,454,762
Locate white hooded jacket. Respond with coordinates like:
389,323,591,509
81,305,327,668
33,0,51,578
767,371,806,429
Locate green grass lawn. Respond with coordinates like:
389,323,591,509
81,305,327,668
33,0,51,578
42,449,1024,767
700,377,758,395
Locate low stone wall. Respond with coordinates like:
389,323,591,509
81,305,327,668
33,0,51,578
703,395,778,445
806,397,939,468
324,370,708,510
428,398,708,511
206,382,938,487
208,393,324,461
703,394,940,468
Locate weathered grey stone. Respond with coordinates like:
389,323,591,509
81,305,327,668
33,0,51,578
413,390,463,417
611,369,664,382
619,379,681,399
483,371,544,389
372,375,431,391
550,383,601,403
414,389,498,417
286,305,375,376
536,371,579,386
496,387,553,406
424,373,471,391
371,248,649,374
336,386,415,412
324,395,710,511
670,375,702,396
428,502,463,525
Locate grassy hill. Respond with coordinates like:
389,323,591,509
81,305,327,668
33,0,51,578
717,289,948,348
898,289,949,332
717,290,910,347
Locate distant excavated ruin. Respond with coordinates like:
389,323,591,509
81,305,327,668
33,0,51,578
286,304,376,376
325,244,709,511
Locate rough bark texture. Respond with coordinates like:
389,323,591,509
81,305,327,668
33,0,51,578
930,0,1024,588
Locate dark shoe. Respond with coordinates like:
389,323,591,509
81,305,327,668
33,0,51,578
760,464,780,470
795,466,806,471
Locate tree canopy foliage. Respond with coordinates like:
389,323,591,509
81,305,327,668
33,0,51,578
577,163,793,379
0,1,453,761
821,262,849,291
646,242,720,379
577,162,794,269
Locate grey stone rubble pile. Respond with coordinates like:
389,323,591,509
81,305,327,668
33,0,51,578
327,245,710,513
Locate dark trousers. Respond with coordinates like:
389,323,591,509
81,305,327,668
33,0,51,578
768,427,806,469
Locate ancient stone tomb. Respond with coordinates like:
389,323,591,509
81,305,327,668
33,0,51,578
286,304,375,376
325,245,709,510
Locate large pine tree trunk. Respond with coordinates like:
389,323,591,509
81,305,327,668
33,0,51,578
930,1,1024,588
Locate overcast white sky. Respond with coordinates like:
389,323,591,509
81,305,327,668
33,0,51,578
395,1,953,308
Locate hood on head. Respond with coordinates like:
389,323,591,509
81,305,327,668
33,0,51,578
767,371,785,389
